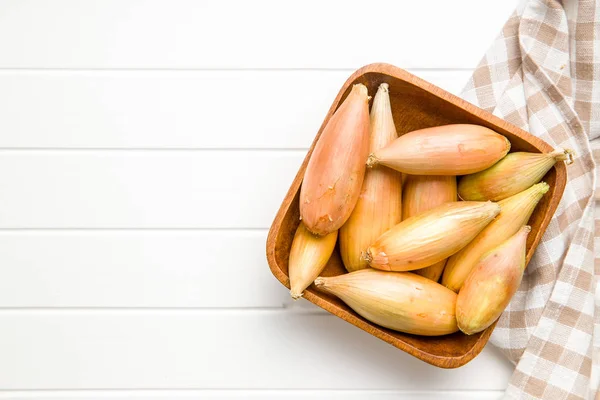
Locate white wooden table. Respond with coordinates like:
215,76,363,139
0,1,518,398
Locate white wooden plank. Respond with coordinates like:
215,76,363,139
0,231,288,308
0,0,515,69
0,390,505,399
0,70,471,149
0,311,512,390
0,152,302,228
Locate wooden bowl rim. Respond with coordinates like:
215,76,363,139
266,63,567,368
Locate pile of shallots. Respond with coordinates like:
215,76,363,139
289,83,573,336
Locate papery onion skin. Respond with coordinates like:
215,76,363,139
365,201,500,272
300,84,370,236
367,124,510,175
340,83,402,272
315,269,458,336
442,182,549,292
289,223,337,300
457,225,531,335
458,149,573,201
402,175,457,281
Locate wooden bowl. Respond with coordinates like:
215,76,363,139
266,63,567,368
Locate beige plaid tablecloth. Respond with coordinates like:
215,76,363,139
461,0,599,398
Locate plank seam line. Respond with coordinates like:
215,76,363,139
0,306,293,310
0,228,269,232
0,148,310,152
0,389,506,393
0,307,330,314
0,67,474,72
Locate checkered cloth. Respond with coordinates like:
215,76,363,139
461,0,599,398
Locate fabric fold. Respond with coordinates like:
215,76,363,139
461,0,599,398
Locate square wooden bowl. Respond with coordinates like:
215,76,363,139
266,63,567,368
